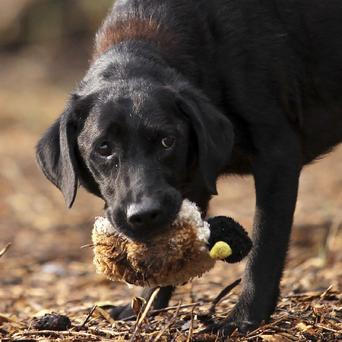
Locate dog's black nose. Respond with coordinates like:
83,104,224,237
127,199,163,229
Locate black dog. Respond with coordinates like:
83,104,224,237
36,0,342,336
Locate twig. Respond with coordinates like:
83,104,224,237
327,212,342,251
315,324,341,334
246,314,289,339
320,284,333,299
274,313,341,335
198,278,242,326
186,305,197,342
152,302,181,342
12,330,99,340
215,332,221,342
95,306,116,325
284,287,338,299
0,243,12,258
87,326,128,337
80,305,97,328
130,287,160,342
80,244,94,249
208,278,241,314
121,302,200,321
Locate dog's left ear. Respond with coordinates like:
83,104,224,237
169,84,234,195
36,94,93,208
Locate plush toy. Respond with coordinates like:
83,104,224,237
92,200,252,287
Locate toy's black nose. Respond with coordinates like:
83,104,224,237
127,199,163,229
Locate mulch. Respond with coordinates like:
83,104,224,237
0,224,341,341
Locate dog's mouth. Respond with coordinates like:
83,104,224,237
105,201,182,243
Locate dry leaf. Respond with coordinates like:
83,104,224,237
131,296,146,316
95,306,116,325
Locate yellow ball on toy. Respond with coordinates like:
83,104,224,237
209,241,232,260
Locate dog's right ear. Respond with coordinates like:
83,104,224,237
36,94,92,208
162,83,234,196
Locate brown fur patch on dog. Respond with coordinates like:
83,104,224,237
94,18,178,60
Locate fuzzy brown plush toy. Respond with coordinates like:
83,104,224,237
92,200,252,287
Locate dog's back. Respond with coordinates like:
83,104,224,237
209,0,342,161
95,0,342,165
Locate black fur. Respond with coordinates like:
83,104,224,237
36,0,342,336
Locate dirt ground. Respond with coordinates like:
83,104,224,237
0,38,341,342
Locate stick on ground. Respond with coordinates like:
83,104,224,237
130,287,160,341
80,305,97,328
209,278,241,314
0,243,12,258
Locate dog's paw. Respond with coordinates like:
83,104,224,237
108,304,135,320
201,299,267,337
202,317,261,337
201,296,275,338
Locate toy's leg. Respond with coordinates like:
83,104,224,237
205,128,302,336
109,286,175,320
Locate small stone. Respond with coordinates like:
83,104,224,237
32,313,71,331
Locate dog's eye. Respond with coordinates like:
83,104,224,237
96,142,113,157
161,136,175,149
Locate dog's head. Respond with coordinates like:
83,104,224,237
36,60,234,241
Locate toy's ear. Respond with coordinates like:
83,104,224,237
166,83,234,195
36,94,94,208
207,216,252,263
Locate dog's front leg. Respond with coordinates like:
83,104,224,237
109,286,175,320
207,127,302,335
